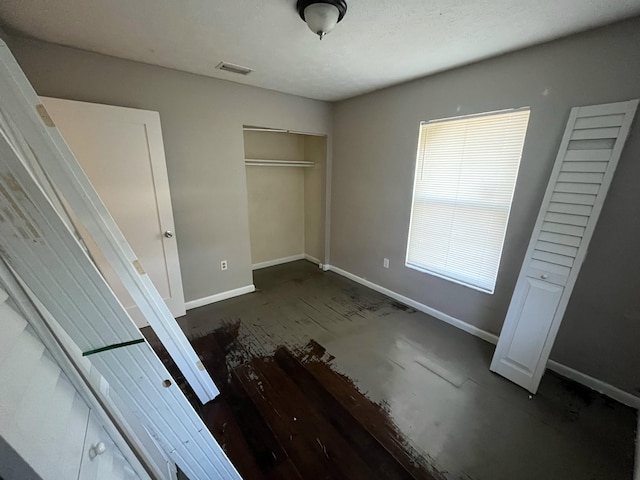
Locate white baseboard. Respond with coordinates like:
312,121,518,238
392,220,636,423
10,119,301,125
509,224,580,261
547,360,640,410
252,254,305,270
635,416,640,480
185,284,255,310
325,264,640,410
326,265,499,345
304,254,322,266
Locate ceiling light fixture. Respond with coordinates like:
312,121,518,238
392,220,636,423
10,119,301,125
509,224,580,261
297,0,347,40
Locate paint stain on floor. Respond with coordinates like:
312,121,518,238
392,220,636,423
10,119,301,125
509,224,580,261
144,260,637,480
147,323,444,480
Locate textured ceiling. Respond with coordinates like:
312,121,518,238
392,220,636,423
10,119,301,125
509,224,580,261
1,0,639,101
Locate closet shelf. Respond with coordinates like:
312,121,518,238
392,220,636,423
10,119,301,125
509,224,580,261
244,159,315,168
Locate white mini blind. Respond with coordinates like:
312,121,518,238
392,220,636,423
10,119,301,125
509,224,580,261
406,108,530,293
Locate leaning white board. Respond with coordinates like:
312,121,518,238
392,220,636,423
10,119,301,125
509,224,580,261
490,100,638,393
0,109,240,480
0,288,144,480
0,42,240,478
0,38,217,404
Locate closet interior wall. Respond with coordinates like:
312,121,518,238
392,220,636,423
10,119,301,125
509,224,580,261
243,130,326,268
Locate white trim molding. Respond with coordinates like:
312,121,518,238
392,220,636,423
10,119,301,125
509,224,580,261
325,264,640,410
304,254,322,267
547,361,640,410
252,254,305,270
185,285,255,310
635,415,640,480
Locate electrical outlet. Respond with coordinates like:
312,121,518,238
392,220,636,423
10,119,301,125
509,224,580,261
221,260,228,271
383,258,389,269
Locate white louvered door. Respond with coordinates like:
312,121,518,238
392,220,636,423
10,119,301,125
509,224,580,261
490,100,638,393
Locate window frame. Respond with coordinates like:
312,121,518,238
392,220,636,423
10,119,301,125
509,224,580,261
405,107,531,294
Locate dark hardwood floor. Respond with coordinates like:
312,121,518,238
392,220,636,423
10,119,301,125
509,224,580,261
146,322,443,480
144,260,637,480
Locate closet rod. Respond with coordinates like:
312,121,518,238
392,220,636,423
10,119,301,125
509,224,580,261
244,159,315,168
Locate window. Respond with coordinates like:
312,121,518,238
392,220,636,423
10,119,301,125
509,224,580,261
406,108,530,293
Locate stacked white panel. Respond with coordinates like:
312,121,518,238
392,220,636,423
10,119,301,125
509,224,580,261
0,40,241,480
0,291,141,480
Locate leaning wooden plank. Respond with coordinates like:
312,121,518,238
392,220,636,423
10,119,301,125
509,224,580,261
0,131,240,480
0,39,218,403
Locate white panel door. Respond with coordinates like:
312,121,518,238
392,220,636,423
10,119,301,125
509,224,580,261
41,97,185,328
491,99,638,393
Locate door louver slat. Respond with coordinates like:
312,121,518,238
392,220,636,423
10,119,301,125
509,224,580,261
573,115,624,129
540,222,586,237
537,232,582,247
570,127,620,140
550,192,597,206
547,202,592,216
564,149,612,161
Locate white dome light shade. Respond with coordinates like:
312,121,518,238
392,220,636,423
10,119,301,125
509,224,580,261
303,3,340,39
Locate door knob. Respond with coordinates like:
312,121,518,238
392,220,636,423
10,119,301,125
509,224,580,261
164,230,174,238
89,441,106,459
540,274,549,280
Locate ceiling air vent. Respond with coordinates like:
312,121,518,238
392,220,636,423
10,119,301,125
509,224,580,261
216,62,253,76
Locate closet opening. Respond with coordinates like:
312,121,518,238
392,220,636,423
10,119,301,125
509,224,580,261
242,126,327,286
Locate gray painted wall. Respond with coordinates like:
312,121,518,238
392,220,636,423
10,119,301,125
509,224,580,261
7,36,332,305
244,131,306,264
331,17,640,396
